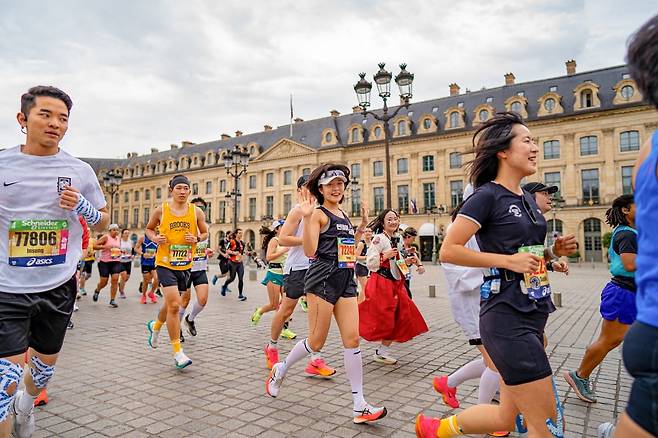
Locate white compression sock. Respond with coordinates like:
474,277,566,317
310,350,321,361
178,307,186,321
447,357,486,388
188,302,205,321
344,347,366,411
17,391,36,414
279,338,312,377
376,344,390,357
478,367,501,404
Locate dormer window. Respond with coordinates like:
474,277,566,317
423,118,432,129
511,101,522,113
621,85,634,100
581,89,593,108
478,109,489,122
398,120,407,135
544,98,556,112
450,112,459,128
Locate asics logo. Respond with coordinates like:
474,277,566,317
26,257,53,266
3,181,19,187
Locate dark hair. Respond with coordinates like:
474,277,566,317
234,228,242,233
605,194,634,227
121,228,129,234
306,163,350,205
190,197,207,208
367,209,399,234
627,14,658,109
169,174,190,189
402,227,417,237
259,226,277,250
21,86,73,117
467,112,526,188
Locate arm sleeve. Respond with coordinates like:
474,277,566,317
457,186,495,228
614,231,638,255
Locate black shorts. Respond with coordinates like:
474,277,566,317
81,260,94,275
480,304,551,386
304,258,357,305
120,261,132,275
141,264,156,274
0,276,77,357
284,269,307,300
157,266,191,293
219,258,229,274
98,261,122,278
623,321,658,436
355,264,369,278
186,270,209,288
468,338,483,346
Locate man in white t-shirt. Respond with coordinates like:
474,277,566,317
0,86,109,438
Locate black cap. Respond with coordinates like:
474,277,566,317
296,175,309,188
523,182,558,195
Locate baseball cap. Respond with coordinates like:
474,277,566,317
523,182,558,195
318,169,347,186
108,223,120,230
297,175,308,188
271,219,285,229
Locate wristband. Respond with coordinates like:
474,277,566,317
74,194,102,225
546,244,557,260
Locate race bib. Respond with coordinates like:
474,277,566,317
193,241,208,261
518,245,551,300
337,237,356,268
395,256,411,280
110,247,121,259
144,247,156,259
169,244,192,267
8,219,68,267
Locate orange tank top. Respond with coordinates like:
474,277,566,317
155,202,197,270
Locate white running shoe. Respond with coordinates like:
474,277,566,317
353,403,388,424
174,352,192,369
265,362,284,398
12,390,35,438
146,320,159,349
73,303,79,312
373,352,398,365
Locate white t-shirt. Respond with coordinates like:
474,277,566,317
0,145,107,293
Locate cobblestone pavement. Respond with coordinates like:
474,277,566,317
30,262,627,437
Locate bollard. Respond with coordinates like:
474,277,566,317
429,285,436,298
553,291,562,307
249,267,257,282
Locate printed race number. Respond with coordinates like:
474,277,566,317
9,219,68,267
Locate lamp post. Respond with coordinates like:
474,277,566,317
223,146,250,231
551,196,565,245
428,205,446,265
349,179,360,217
353,63,414,209
102,170,123,224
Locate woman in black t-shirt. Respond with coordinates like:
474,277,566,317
416,112,577,438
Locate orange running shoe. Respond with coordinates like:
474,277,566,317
415,414,440,437
305,358,336,378
34,389,48,406
264,345,279,370
353,404,387,424
488,432,510,437
432,375,460,408
140,294,147,304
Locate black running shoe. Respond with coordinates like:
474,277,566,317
67,319,74,329
238,295,247,301
109,299,118,308
185,315,197,337
93,291,99,302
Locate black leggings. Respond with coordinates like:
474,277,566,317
224,261,244,295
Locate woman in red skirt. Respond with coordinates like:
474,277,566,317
359,209,428,365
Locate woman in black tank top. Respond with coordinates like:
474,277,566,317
264,164,388,424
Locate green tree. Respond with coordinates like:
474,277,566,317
602,231,612,249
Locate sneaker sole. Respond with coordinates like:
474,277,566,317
146,322,157,349
373,357,397,365
563,371,596,403
415,414,423,437
175,360,192,369
304,370,336,379
265,364,279,398
354,407,387,424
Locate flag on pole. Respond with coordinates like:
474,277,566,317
410,199,418,214
289,93,293,138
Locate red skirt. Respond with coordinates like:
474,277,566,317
358,272,428,343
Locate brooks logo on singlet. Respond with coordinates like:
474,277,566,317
169,221,191,230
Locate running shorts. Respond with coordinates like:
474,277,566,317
304,258,357,305
157,267,191,293
98,261,122,278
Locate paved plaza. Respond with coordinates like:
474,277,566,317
31,262,628,437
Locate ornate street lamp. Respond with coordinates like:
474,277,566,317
353,62,415,208
102,170,123,224
224,146,250,231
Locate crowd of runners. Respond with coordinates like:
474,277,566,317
1,13,657,438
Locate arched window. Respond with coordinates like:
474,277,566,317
478,109,489,122
449,112,459,128
324,132,332,143
620,85,634,100
374,126,382,138
581,90,593,108
543,98,556,112
397,120,407,135
511,101,522,114
351,128,359,143
423,118,432,129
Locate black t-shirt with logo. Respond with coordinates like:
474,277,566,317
458,182,555,315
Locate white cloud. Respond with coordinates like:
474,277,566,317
0,0,655,157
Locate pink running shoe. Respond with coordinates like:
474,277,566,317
140,294,147,304
264,345,279,370
305,358,336,378
148,291,157,303
432,375,460,408
415,414,441,438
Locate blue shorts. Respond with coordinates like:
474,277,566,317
623,321,658,436
261,270,284,287
600,282,637,324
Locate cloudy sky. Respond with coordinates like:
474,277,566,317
0,1,655,158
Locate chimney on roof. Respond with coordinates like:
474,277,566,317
264,125,272,131
294,117,303,123
449,83,460,96
235,130,243,137
181,141,195,148
221,133,231,140
352,105,362,114
170,144,178,150
150,147,159,154
330,109,340,118
126,152,138,158
504,73,515,86
566,59,577,76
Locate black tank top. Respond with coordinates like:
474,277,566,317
315,206,355,262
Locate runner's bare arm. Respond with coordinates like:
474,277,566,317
266,237,289,261
135,236,144,256
145,207,164,244
302,208,326,258
278,206,303,247
195,206,208,242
